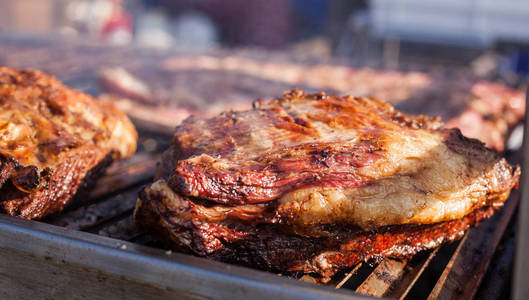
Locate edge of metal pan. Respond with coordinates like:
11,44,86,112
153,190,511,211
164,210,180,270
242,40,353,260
0,214,372,300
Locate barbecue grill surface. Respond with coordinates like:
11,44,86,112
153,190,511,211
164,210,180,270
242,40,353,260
0,36,522,299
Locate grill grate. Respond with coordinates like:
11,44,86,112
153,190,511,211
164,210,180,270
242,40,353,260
40,136,521,299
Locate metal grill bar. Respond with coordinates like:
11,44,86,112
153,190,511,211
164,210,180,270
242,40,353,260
0,214,366,300
355,259,407,297
512,86,529,300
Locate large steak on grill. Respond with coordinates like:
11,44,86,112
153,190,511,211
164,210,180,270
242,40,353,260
135,89,518,279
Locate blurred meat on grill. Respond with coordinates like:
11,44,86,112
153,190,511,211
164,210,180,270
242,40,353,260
98,56,524,151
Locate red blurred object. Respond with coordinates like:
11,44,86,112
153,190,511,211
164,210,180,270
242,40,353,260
100,0,133,43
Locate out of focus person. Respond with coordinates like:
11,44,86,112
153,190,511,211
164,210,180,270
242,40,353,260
67,0,133,44
147,0,293,48
100,0,133,44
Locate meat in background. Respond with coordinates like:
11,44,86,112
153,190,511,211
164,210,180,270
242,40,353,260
98,56,524,152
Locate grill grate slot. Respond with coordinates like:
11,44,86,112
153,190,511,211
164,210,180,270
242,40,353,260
385,249,438,299
355,258,408,297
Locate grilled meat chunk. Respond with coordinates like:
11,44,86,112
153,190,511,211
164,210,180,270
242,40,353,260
0,67,137,219
135,89,518,278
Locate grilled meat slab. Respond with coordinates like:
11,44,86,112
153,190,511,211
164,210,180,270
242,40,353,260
135,89,518,278
0,68,137,219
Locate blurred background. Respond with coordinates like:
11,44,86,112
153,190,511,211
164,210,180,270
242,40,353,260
1,0,529,84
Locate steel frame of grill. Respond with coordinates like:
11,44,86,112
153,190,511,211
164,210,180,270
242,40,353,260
512,86,529,300
0,214,370,299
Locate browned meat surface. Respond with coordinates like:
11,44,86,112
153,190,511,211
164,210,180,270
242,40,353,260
135,89,518,279
0,68,137,219
164,90,517,228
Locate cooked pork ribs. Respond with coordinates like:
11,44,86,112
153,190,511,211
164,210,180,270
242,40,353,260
135,89,519,279
0,68,137,219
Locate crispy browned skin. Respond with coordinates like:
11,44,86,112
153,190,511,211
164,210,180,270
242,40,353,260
135,89,518,278
0,68,137,219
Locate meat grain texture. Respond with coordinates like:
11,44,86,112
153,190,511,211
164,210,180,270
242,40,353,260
135,89,518,279
0,68,137,219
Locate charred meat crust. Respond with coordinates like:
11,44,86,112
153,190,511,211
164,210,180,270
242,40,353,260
0,67,137,219
0,148,113,219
